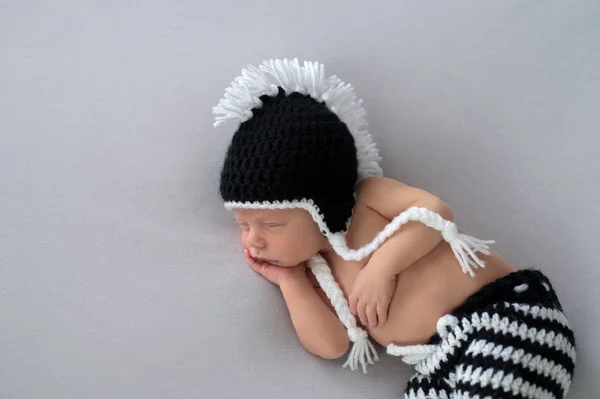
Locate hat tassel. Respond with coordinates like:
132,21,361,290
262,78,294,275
307,254,380,373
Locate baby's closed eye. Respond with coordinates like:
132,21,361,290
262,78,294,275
264,222,285,228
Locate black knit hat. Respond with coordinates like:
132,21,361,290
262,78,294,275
219,87,360,233
214,59,383,234
213,58,383,254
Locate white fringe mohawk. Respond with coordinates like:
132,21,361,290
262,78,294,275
212,58,383,181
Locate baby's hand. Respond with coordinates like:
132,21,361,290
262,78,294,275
244,249,306,286
349,267,396,327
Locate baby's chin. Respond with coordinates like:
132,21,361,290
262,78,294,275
272,260,300,268
271,260,292,267
253,258,293,267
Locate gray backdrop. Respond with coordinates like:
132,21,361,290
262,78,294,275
1,1,598,398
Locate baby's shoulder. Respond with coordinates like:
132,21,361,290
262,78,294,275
354,176,413,204
354,175,395,194
353,176,451,223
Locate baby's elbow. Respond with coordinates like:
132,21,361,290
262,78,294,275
427,197,454,222
303,335,349,360
317,337,350,360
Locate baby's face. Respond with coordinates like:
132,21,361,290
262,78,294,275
233,208,329,267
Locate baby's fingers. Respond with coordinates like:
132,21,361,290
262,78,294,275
245,249,264,273
377,303,388,326
357,301,369,327
366,304,379,327
349,293,358,316
244,249,281,284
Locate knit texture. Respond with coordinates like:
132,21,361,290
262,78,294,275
219,87,358,233
397,270,576,399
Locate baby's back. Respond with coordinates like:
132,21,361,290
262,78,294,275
319,200,516,348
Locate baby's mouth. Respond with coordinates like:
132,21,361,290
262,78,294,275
255,257,280,265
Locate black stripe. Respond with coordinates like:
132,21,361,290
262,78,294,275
461,351,565,399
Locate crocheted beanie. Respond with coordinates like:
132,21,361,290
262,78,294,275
215,59,383,245
219,88,360,234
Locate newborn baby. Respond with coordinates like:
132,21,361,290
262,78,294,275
214,58,576,399
235,176,514,352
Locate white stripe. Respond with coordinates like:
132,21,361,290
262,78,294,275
405,387,450,399
452,392,491,399
415,318,474,375
507,303,572,329
465,339,572,395
456,366,556,399
469,312,576,363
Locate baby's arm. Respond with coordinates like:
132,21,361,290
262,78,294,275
279,271,350,360
356,176,454,278
244,250,349,359
349,176,455,326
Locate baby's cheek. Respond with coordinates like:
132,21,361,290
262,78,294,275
282,242,305,264
240,232,248,248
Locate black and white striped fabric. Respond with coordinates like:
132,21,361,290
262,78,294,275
403,270,576,399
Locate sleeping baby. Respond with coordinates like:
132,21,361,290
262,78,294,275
213,58,576,399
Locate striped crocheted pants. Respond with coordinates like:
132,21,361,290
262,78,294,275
400,270,576,399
